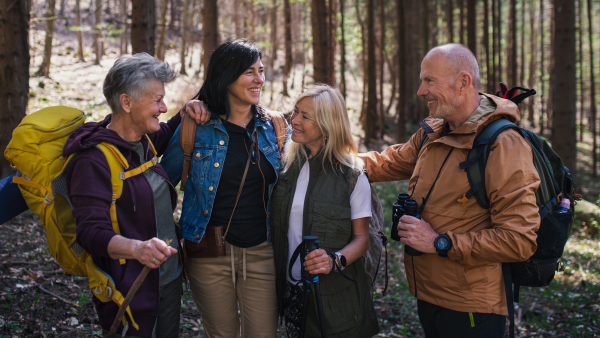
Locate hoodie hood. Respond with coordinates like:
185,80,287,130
63,114,133,157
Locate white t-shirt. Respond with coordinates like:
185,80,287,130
287,162,372,283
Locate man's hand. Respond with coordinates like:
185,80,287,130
182,100,211,125
303,248,334,275
132,238,177,269
397,215,438,254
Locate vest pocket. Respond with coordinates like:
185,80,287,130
311,201,352,250
321,280,363,333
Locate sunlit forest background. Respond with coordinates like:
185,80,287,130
0,0,600,337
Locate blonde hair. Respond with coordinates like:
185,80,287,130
282,85,362,173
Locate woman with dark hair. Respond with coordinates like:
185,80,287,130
161,39,285,338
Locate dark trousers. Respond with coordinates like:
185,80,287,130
417,299,506,338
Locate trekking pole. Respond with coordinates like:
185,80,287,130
301,235,328,338
107,238,172,338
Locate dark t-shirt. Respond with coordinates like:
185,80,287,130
209,118,277,248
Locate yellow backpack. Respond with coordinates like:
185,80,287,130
4,106,159,330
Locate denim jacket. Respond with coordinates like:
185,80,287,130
161,114,283,243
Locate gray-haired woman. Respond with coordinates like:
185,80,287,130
63,52,204,338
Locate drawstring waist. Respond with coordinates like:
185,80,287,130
229,243,248,287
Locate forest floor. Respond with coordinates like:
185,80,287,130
2,25,600,338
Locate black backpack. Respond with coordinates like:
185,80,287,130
418,84,577,338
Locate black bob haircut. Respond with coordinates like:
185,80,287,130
192,39,262,120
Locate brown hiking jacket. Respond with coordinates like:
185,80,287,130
360,94,540,316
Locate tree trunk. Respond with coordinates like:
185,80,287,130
553,0,577,176
396,0,406,142
201,0,218,78
249,0,255,41
493,0,500,85
378,0,385,139
459,0,464,44
157,0,169,60
94,0,102,65
118,0,128,55
508,0,516,86
423,0,429,52
519,0,525,86
0,0,29,177
484,0,491,93
356,0,367,120
587,0,597,176
234,0,241,37
282,0,292,96
328,0,336,84
179,0,191,75
364,0,376,145
528,0,536,126
446,0,453,43
76,0,84,61
131,0,156,55
539,0,545,134
339,0,347,99
311,0,330,84
577,0,584,142
38,0,57,76
491,0,497,89
547,2,555,132
269,0,278,102
467,0,476,55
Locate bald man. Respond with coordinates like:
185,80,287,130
360,43,540,338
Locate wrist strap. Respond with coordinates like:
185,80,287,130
327,252,357,282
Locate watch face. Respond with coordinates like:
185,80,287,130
437,237,449,250
340,255,347,267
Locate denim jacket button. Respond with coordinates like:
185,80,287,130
195,234,199,239
214,163,219,168
209,186,214,191
219,140,225,145
204,210,208,214
195,152,200,158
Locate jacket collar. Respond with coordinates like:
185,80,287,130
419,93,521,150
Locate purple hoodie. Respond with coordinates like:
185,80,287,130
63,113,181,337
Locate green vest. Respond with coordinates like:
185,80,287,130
271,153,380,338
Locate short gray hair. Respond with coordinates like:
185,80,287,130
426,43,480,90
103,53,177,113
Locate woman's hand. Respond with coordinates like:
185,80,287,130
182,100,211,125
133,238,177,269
303,249,334,275
107,236,177,269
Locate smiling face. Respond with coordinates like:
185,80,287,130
227,59,265,108
128,79,168,135
417,53,462,120
291,97,325,155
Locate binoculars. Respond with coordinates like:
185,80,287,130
391,194,423,256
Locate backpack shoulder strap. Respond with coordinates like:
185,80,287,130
96,143,130,265
417,134,429,157
265,110,288,154
458,118,520,209
179,114,197,191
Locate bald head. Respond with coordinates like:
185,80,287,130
424,43,480,91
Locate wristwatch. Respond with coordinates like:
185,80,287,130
434,234,452,257
334,252,347,271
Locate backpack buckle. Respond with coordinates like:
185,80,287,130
44,194,55,205
120,172,125,180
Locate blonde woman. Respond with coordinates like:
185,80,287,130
270,85,380,338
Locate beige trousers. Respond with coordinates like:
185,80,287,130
186,240,278,338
